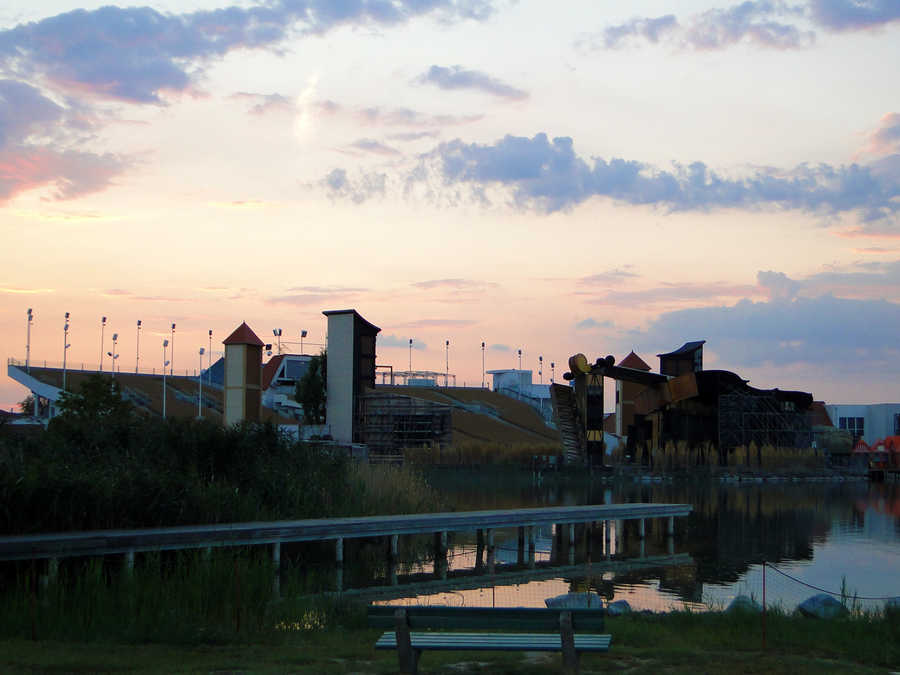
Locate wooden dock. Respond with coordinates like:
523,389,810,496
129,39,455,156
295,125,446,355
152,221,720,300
0,503,690,562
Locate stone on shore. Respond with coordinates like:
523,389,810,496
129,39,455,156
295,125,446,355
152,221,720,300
797,594,848,619
726,595,762,613
544,592,604,609
607,600,632,616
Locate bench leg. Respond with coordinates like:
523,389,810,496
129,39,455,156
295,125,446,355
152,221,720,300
560,610,580,675
395,609,419,674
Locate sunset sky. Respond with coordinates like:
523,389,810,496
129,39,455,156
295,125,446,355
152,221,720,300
2,0,900,411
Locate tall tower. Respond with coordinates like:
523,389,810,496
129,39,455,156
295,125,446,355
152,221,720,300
323,309,380,444
223,322,264,426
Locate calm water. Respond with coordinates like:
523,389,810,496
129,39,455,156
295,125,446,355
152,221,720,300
369,471,900,612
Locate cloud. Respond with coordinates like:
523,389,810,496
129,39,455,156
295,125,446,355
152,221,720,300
348,138,402,156
356,105,483,128
587,2,813,51
575,318,614,330
593,15,680,49
387,130,441,142
587,281,761,306
757,269,802,300
642,293,900,369
860,113,900,157
231,91,293,115
400,132,900,222
379,334,427,349
579,267,639,286
414,65,528,100
320,167,386,204
401,318,477,328
412,278,496,290
808,0,900,31
0,2,496,104
591,1,900,54
0,145,127,203
0,79,129,203
0,286,54,294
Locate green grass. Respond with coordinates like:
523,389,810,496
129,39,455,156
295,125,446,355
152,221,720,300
1,609,895,673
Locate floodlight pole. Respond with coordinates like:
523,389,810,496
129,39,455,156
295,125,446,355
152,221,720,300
136,320,142,373
409,338,413,374
170,323,175,375
108,333,119,377
445,339,449,387
539,355,543,385
208,330,213,384
300,329,307,355
198,347,205,418
63,312,70,391
99,316,106,372
481,341,485,389
162,339,169,419
25,308,33,374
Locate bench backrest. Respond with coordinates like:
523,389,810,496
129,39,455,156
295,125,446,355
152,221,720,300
368,606,605,632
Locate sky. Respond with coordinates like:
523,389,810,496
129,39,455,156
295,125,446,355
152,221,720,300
2,0,900,411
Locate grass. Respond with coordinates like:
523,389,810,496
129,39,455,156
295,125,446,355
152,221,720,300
0,609,896,673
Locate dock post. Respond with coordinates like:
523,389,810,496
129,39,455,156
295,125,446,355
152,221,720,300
125,549,135,574
272,542,281,599
604,520,611,559
568,523,575,565
475,529,485,570
528,525,536,568
639,518,646,539
434,531,448,580
667,516,675,537
389,535,399,586
517,526,525,565
335,537,344,592
486,528,495,574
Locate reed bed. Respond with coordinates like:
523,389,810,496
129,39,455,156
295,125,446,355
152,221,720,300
403,441,563,466
628,440,826,473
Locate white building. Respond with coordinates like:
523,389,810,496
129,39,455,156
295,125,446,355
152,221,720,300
824,403,900,444
486,369,553,424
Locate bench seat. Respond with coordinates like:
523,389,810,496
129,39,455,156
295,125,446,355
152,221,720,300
376,631,612,652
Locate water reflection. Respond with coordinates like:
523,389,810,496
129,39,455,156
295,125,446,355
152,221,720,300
364,471,900,611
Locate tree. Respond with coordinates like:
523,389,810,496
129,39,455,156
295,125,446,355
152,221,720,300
19,395,34,415
49,374,135,450
295,351,326,425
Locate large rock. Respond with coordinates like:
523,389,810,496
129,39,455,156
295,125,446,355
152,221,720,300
726,595,762,614
545,592,604,609
797,594,849,619
606,600,632,616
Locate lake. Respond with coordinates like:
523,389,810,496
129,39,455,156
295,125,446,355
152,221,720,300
366,470,900,612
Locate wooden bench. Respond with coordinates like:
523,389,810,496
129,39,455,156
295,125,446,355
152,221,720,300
368,605,611,674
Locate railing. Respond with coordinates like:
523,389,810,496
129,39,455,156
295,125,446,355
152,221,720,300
8,357,213,379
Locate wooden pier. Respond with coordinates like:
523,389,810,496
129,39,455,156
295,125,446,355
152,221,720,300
0,503,690,562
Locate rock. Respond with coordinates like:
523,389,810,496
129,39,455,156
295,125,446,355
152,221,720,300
726,595,761,613
797,594,849,619
544,592,604,609
607,600,632,616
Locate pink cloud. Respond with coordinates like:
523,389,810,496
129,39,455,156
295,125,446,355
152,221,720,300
860,112,900,156
0,146,127,202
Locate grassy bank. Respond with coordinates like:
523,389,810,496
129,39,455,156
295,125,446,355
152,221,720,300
0,374,442,533
1,608,896,673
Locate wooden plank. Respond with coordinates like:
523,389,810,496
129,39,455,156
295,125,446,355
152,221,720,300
368,606,605,631
0,503,692,561
375,631,611,652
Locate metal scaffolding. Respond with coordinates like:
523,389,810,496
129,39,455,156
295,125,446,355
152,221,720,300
358,392,452,452
718,387,812,451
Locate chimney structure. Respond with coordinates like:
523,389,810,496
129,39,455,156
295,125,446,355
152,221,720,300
223,321,264,426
